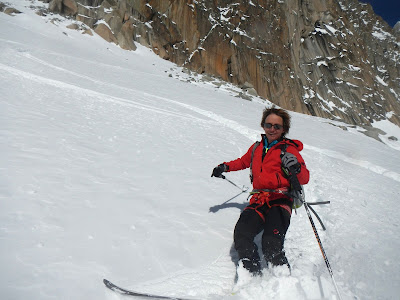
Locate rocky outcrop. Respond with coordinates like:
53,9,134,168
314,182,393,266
0,2,22,15
49,0,78,16
46,0,400,127
47,0,136,50
94,22,117,44
394,21,400,38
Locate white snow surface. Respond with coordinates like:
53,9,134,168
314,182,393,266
1,1,400,300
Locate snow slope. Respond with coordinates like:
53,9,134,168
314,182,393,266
1,1,400,299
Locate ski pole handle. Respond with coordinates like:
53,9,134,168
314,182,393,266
288,166,302,192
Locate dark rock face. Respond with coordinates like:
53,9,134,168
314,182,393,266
47,0,400,127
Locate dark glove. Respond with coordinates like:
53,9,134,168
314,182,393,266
281,152,300,174
211,164,228,178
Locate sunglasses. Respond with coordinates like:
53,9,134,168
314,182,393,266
263,123,283,130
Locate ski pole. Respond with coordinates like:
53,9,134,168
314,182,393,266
303,201,343,300
288,166,342,300
307,202,328,231
219,189,248,206
220,175,248,192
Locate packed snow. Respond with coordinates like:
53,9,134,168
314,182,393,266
1,1,400,299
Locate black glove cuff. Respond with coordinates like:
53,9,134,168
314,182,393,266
218,163,228,171
291,163,301,174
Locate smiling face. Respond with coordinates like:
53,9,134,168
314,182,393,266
263,113,284,143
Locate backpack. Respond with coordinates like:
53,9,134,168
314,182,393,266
249,140,305,209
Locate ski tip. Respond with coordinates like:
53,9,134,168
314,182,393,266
103,279,117,291
103,279,111,286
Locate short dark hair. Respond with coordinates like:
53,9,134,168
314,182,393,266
260,107,291,137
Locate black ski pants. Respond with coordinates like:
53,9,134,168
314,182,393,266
233,204,291,274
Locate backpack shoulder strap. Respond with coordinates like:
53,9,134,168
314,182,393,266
249,141,260,183
280,143,288,154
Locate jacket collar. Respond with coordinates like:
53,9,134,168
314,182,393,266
261,134,283,148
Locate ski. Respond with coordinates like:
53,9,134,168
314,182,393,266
103,279,193,300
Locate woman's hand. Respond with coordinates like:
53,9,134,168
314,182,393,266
211,164,228,177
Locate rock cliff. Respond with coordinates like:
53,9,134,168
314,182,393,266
45,0,400,127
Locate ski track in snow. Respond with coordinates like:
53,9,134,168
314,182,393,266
3,58,398,185
305,145,400,183
0,62,212,124
0,37,166,78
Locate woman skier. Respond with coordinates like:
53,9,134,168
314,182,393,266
211,107,310,275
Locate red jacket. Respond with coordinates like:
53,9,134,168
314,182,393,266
224,136,309,208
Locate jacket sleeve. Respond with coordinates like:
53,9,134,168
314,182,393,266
223,143,255,172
